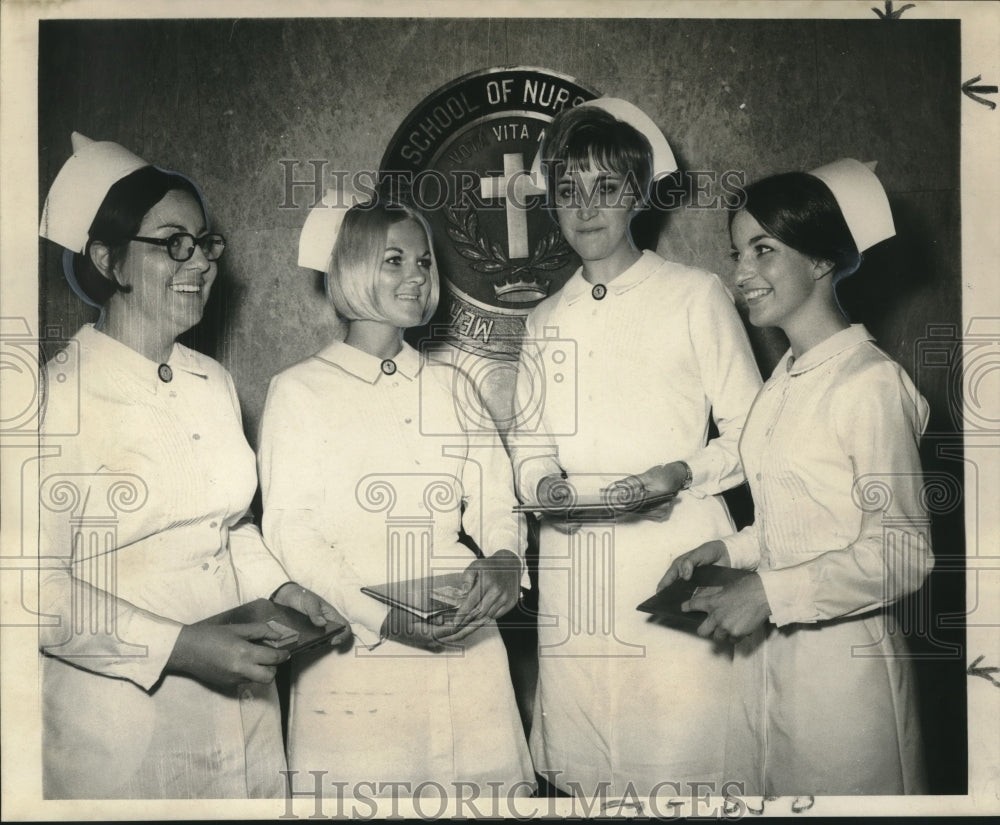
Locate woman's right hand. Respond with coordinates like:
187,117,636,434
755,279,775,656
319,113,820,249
657,540,729,591
381,607,441,650
380,607,454,652
166,623,291,688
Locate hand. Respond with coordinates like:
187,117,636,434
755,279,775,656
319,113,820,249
380,607,456,652
606,461,689,522
272,581,352,646
623,461,690,497
167,623,290,688
535,473,581,534
446,550,522,641
683,574,771,643
657,540,729,591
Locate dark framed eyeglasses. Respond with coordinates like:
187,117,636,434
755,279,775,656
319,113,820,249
131,232,227,262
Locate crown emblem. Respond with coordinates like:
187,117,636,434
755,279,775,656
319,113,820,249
493,277,551,302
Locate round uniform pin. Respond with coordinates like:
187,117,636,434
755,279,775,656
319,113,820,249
592,284,607,301
157,364,173,383
380,359,397,376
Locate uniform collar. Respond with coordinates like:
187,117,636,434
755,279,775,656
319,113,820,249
782,324,874,376
312,339,423,384
78,324,205,394
561,249,660,306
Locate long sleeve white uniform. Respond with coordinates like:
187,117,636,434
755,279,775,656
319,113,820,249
721,324,932,795
258,340,532,795
38,324,288,799
507,251,763,797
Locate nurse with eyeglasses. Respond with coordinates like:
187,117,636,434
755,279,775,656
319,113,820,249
37,133,348,799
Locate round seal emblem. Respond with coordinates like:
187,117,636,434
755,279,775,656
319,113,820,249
381,67,597,360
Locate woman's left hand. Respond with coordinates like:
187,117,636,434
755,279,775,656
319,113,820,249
682,574,771,643
272,582,352,645
443,550,522,642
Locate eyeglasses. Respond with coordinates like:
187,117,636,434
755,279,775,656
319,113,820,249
130,232,227,262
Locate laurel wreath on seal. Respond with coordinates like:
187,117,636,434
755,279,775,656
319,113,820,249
444,196,571,278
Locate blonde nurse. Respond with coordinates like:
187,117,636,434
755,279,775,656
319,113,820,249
258,191,533,797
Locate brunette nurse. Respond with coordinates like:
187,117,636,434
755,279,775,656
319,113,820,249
38,133,345,799
661,159,932,795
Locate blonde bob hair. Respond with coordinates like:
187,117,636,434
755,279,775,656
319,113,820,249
325,200,440,327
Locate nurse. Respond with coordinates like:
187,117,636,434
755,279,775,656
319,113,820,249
661,159,932,794
510,99,762,798
258,192,533,797
37,133,346,799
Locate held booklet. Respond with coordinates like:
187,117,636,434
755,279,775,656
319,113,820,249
361,571,471,621
636,564,751,633
513,474,676,521
200,597,347,656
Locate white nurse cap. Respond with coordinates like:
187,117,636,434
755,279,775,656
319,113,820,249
39,132,149,254
808,158,895,252
298,186,372,272
578,97,679,180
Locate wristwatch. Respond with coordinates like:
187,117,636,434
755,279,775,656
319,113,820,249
678,461,693,491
